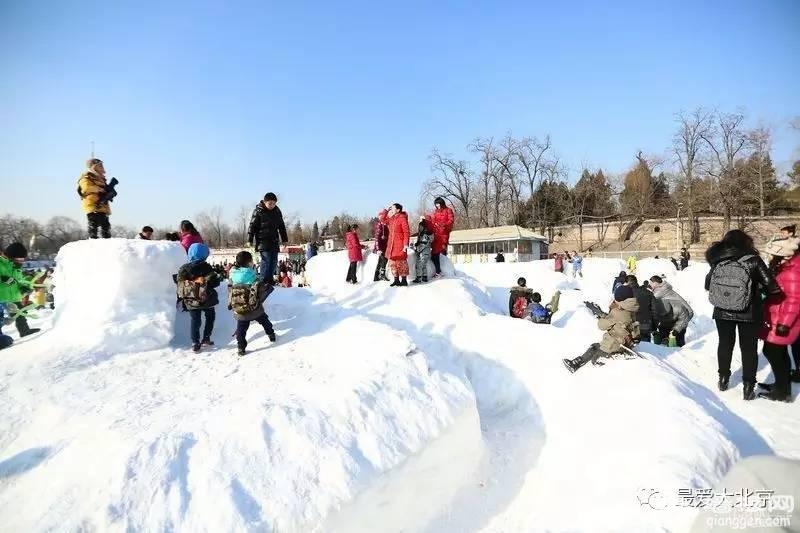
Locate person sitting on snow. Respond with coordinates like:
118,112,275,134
528,292,551,324
509,277,535,318
649,275,693,347
563,285,640,373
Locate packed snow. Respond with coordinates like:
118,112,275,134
1,241,798,532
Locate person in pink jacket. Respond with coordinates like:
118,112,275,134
758,237,800,402
345,224,364,284
179,220,204,252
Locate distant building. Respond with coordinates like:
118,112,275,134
321,235,344,252
448,225,549,263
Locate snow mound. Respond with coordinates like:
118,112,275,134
51,239,187,355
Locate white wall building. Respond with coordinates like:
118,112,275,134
447,225,549,263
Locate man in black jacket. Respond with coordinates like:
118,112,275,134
627,275,657,342
248,192,288,285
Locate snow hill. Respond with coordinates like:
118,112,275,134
0,241,798,532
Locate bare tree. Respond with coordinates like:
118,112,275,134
747,127,773,217
673,108,712,243
196,207,229,248
514,135,552,227
425,149,473,227
235,205,250,246
470,137,508,226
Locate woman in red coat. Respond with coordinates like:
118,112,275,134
345,224,363,284
759,237,800,402
378,203,411,287
423,197,454,278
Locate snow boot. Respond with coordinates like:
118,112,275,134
718,373,730,392
268,333,276,342
399,277,408,286
412,277,422,284
422,276,428,283
15,316,40,337
743,381,756,401
237,347,246,357
758,382,774,391
201,338,214,346
192,343,201,353
390,278,400,287
562,356,588,374
791,370,800,383
758,388,793,402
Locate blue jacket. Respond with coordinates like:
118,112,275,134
230,266,258,285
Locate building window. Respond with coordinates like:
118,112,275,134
518,240,532,254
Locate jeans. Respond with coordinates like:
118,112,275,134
715,319,759,382
189,308,215,344
431,254,442,274
87,212,111,239
259,251,279,283
236,314,275,350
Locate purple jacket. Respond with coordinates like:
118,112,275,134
373,221,388,253
180,231,204,252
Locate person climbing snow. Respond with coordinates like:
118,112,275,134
248,192,289,285
228,250,277,356
563,285,640,373
423,197,454,278
378,203,411,287
179,220,204,252
0,243,39,341
372,218,390,282
345,224,363,284
509,277,534,318
175,243,220,353
757,237,800,402
412,219,433,283
77,158,114,239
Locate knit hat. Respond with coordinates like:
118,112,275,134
764,237,800,259
613,285,634,302
187,243,210,262
4,242,28,260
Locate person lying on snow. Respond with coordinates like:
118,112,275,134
175,243,221,353
649,275,694,347
228,251,277,357
564,285,640,373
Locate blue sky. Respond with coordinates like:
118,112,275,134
1,0,798,229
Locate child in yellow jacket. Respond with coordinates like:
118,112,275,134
77,158,113,238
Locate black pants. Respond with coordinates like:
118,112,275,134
189,308,215,344
791,339,800,371
763,342,792,395
639,330,652,343
374,254,388,281
87,212,111,239
431,254,442,274
657,324,686,347
236,314,275,350
346,261,358,283
715,319,759,383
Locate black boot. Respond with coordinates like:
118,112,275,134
390,278,400,287
743,381,756,401
412,277,421,284
562,356,588,374
399,277,408,286
718,373,730,391
16,316,40,337
192,343,201,353
758,382,774,391
422,276,428,283
758,388,793,402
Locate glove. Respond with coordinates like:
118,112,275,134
775,324,790,337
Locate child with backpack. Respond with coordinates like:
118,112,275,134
509,277,535,318
412,220,433,283
176,243,220,353
528,292,551,324
228,250,277,356
563,285,641,373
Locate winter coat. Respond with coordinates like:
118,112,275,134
571,254,583,270
346,231,363,262
378,210,410,261
425,207,454,254
761,254,800,346
626,256,637,272
248,202,288,253
180,232,204,253
495,253,505,263
704,240,781,323
373,221,389,253
0,256,33,303
415,231,433,256
176,260,220,310
651,282,694,333
77,171,111,215
554,256,564,271
631,285,657,334
680,250,690,270
612,275,627,294
509,285,534,316
528,302,549,323
228,266,271,321
305,242,317,260
280,274,292,288
598,297,640,354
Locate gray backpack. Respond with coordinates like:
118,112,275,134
708,255,753,312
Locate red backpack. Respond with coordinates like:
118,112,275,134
512,296,528,318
